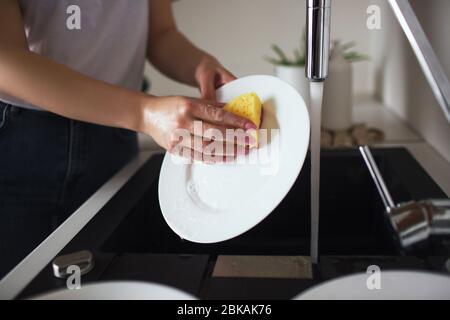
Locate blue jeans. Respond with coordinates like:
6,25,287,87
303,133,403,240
0,101,138,278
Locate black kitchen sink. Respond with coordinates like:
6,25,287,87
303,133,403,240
100,148,446,256
17,147,449,300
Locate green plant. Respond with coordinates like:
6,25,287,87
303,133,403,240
265,30,307,67
265,33,369,66
341,41,370,62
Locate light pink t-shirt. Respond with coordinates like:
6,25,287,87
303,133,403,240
1,0,149,110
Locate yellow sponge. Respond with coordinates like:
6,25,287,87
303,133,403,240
224,92,262,147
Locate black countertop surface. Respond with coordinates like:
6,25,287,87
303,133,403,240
18,148,450,299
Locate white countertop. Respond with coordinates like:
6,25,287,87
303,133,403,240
353,95,450,197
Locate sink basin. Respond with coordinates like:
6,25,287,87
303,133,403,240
295,271,450,300
100,148,446,256
32,281,196,300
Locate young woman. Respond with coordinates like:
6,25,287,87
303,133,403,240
0,0,253,277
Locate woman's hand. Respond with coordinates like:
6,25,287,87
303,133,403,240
140,96,256,163
195,56,236,101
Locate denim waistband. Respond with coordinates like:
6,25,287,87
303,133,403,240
0,100,139,203
0,103,9,129
0,100,68,121
0,99,138,279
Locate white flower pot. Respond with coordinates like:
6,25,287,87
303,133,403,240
275,65,310,108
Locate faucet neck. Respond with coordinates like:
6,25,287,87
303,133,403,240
308,0,331,8
306,0,332,81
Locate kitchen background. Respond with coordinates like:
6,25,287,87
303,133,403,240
3,0,450,300
140,0,450,177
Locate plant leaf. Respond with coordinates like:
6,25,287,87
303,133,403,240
341,41,356,51
271,44,290,64
344,51,370,62
299,28,306,54
264,56,284,66
294,48,305,65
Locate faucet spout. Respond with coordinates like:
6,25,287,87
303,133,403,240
306,0,331,82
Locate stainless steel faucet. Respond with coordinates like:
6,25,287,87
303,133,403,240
304,0,450,261
305,0,450,120
306,0,331,82
388,0,450,123
360,146,450,250
306,0,331,265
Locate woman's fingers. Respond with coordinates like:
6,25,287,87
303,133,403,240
197,71,217,101
215,67,236,88
169,97,257,162
194,56,236,100
171,147,235,164
183,121,255,146
176,134,250,156
189,99,256,130
202,122,256,146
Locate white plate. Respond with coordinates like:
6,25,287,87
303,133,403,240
294,271,450,300
32,281,196,300
159,75,310,243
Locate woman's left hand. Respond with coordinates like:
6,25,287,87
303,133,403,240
195,56,236,101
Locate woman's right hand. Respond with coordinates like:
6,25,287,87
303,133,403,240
140,96,257,163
